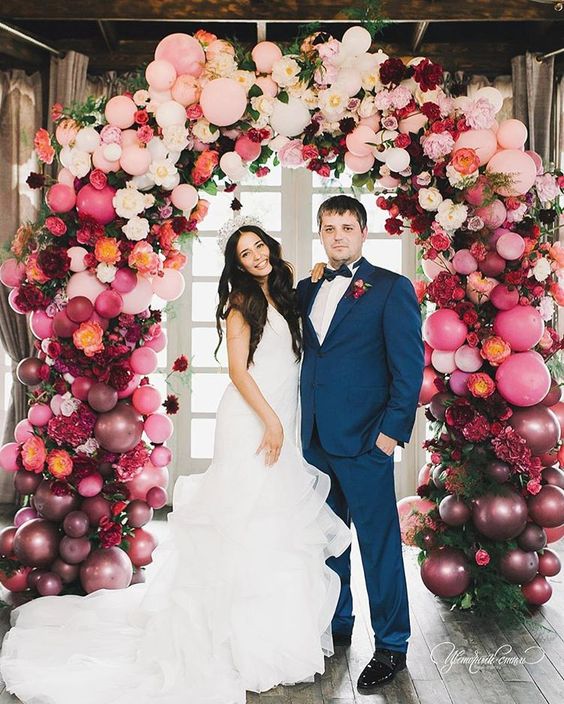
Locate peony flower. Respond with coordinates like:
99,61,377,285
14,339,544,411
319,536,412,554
277,139,306,168
191,119,219,144
113,185,146,219
232,70,255,92
418,187,443,211
205,52,238,79
195,29,217,46
535,173,560,205
46,449,73,479
191,198,209,224
73,321,105,357
475,549,490,566
422,131,455,161
164,249,187,269
251,95,275,117
538,296,555,322
94,237,121,265
532,258,551,282
122,216,150,242
25,251,50,284
463,97,496,130
389,86,412,110
481,336,511,366
451,148,480,175
160,124,189,153
462,413,491,441
100,125,122,145
467,372,496,398
272,56,301,87
435,199,468,231
34,128,55,164
96,262,117,283
68,149,91,178
318,87,349,120
128,241,161,276
191,150,219,187
21,435,47,473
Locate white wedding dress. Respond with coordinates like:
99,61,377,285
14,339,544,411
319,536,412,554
0,304,351,704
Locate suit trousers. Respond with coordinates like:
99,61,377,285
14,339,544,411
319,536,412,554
303,422,410,653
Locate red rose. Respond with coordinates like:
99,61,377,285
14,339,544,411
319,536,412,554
99,516,123,549
429,233,450,251
379,57,407,86
475,549,490,566
395,133,411,148
134,109,149,125
302,144,319,160
89,169,107,190
37,246,71,280
385,217,403,235
46,340,62,358
172,354,189,372
44,216,67,236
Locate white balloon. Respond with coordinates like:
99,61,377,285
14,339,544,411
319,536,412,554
147,137,168,161
475,86,504,113
103,143,122,161
155,100,187,128
129,174,155,191
219,151,246,181
270,98,311,138
373,130,399,162
75,127,101,153
334,68,363,97
356,52,383,72
384,147,410,173
59,146,73,169
148,88,173,106
341,26,373,55
453,96,472,112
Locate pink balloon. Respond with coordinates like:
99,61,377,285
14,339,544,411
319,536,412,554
92,146,120,174
235,134,262,162
150,445,172,467
121,274,153,315
130,347,158,375
127,462,169,501
95,289,123,318
71,376,94,401
50,394,63,415
423,341,433,366
452,249,478,275
490,284,519,311
254,76,278,98
117,374,142,400
449,369,471,396
67,246,88,272
29,309,54,339
497,119,528,149
57,167,75,186
121,129,139,147
396,496,436,546
170,184,198,212
66,271,108,304
132,384,162,415
398,111,427,134
454,129,497,166
454,345,483,373
112,267,138,293
46,184,76,213
144,413,173,444
252,41,283,73
200,78,247,126
66,295,94,323
423,309,467,351
496,352,551,407
77,473,104,498
28,403,53,427
76,184,116,225
144,330,167,352
378,175,401,188
0,258,26,287
496,232,525,260
81,495,111,527
145,59,177,91
120,145,152,176
155,33,205,78
476,199,506,229
421,255,454,280
14,419,34,443
146,486,168,509
431,350,457,374
344,151,375,174
493,305,544,351
346,125,377,158
464,175,491,206
487,149,537,196
152,269,185,301
105,95,137,129
0,442,21,472
525,150,543,174
478,252,505,278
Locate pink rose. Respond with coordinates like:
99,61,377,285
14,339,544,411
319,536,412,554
186,104,203,121
137,125,154,144
89,169,107,190
475,549,490,566
278,139,306,168
100,125,122,144
44,216,67,236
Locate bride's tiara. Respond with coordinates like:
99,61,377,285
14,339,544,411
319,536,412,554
217,213,264,254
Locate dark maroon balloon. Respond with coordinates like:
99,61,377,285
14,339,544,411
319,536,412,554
14,470,42,495
13,518,61,568
59,535,92,564
528,484,564,528
52,310,79,338
16,357,43,386
66,296,93,323
51,557,80,584
33,480,80,522
0,526,17,557
94,402,144,453
538,548,561,577
439,495,471,526
129,568,146,586
36,571,63,596
541,379,562,408
480,251,506,277
542,466,564,490
472,487,528,540
98,461,114,478
522,575,552,605
517,523,547,552
429,393,452,422
80,547,133,594
63,510,90,538
500,547,539,584
27,568,47,590
81,495,112,527
508,404,561,456
421,547,472,598
88,382,118,413
126,500,153,528
483,460,511,484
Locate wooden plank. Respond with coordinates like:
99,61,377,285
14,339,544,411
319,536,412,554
412,679,453,704
504,681,549,704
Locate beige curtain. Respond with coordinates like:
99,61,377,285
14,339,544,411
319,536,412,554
0,70,42,503
512,52,555,165
48,50,89,130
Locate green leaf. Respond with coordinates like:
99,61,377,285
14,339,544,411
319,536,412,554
248,84,263,99
460,592,473,609
277,91,289,105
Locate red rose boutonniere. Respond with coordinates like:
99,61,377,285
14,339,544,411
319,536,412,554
346,279,372,299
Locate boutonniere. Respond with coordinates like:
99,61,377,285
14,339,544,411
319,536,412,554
346,279,372,299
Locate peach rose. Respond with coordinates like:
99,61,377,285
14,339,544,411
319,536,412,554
94,237,121,265
164,249,188,270
467,372,495,398
46,449,73,479
191,150,219,186
195,29,218,47
73,320,104,357
128,241,161,276
25,251,50,284
12,223,36,258
21,435,47,473
191,198,210,224
157,221,179,253
549,281,564,306
34,128,55,164
480,336,511,366
450,148,480,176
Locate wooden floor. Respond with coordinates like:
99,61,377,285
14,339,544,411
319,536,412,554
0,505,563,704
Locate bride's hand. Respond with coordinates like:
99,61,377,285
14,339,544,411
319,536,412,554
310,262,326,283
256,418,284,467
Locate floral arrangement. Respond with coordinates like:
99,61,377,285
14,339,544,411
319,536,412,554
0,23,562,612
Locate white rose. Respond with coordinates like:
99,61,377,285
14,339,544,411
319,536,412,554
301,88,319,110
446,163,479,190
68,149,91,178
533,258,552,282
162,124,190,153
192,119,219,144
149,159,178,189
418,187,443,212
271,56,301,88
60,392,80,417
318,87,349,119
96,262,117,283
361,70,383,92
205,52,237,78
435,199,468,231
143,193,156,208
251,94,275,117
232,70,255,92
538,296,555,321
133,89,150,106
358,95,377,118
113,185,146,219
122,216,150,241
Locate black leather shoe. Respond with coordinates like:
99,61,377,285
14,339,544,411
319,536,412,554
357,648,406,691
332,632,352,647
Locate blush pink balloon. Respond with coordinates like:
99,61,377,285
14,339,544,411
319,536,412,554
57,167,75,187
344,151,375,174
46,184,76,213
117,374,142,400
431,350,457,374
360,114,381,131
378,175,401,188
200,78,248,126
496,232,525,260
171,184,198,212
496,352,551,407
152,269,185,301
346,125,377,158
423,309,468,351
252,41,283,73
421,254,454,280
130,347,158,375
254,76,278,98
487,149,537,196
77,473,104,498
0,442,20,472
235,134,262,162
105,95,137,129
111,267,137,293
95,289,123,318
493,305,544,351
525,150,543,174
76,184,116,225
490,284,519,310
171,75,200,106
14,419,34,443
497,119,528,149
150,445,172,467
144,330,167,352
28,403,53,427
475,199,506,228
452,249,478,275
454,129,498,165
29,309,54,338
398,111,427,134
120,145,152,176
454,345,483,373
144,413,173,444
49,394,63,415
121,274,153,315
155,33,205,77
145,59,177,91
121,129,139,147
127,462,169,501
449,369,471,396
132,384,162,415
0,258,26,287
66,271,108,303
67,246,88,272
92,146,120,173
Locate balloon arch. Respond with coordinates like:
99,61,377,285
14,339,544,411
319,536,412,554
0,25,563,614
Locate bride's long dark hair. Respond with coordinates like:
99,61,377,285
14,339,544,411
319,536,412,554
215,226,302,367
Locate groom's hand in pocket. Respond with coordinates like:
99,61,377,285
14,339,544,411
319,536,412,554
376,432,397,456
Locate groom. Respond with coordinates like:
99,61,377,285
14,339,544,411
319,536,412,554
297,195,424,691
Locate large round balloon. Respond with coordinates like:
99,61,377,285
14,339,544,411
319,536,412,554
16,357,43,386
200,78,247,126
94,403,144,453
75,184,116,225
66,271,108,304
13,518,61,568
472,487,528,540
527,484,564,528
270,98,312,138
439,495,471,526
126,462,169,502
125,527,158,567
507,405,560,456
423,309,467,351
80,547,133,594
33,480,81,522
0,565,32,592
154,33,205,77
487,149,537,196
454,129,497,165
521,575,552,605
396,496,435,546
517,522,547,552
420,547,472,598
496,352,551,407
499,547,539,584
493,305,544,352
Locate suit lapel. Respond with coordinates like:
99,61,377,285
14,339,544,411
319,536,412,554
304,279,323,347
322,258,374,345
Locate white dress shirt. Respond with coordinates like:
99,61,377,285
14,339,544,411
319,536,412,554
309,262,356,344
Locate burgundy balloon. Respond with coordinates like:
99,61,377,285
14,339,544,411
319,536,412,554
521,575,552,605
15,357,43,386
0,526,16,557
517,522,547,552
550,401,564,435
541,379,562,408
98,461,114,478
540,451,558,467
14,470,42,495
439,495,471,526
80,547,133,594
508,405,560,456
88,382,118,413
432,465,446,489
81,495,112,526
125,527,157,567
51,557,80,584
542,466,564,490
499,547,539,584
129,568,146,586
429,392,452,422
66,296,93,323
13,518,61,568
59,535,92,564
146,486,167,510
94,402,144,453
52,310,79,338
528,484,564,528
538,548,561,577
27,568,47,590
126,500,153,528
479,251,506,277
36,571,63,596
484,460,511,484
63,510,90,538
421,547,472,598
472,487,528,540
33,479,81,522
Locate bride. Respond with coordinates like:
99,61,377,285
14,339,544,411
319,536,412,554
0,215,351,704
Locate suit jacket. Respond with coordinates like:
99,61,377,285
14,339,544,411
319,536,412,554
297,257,425,457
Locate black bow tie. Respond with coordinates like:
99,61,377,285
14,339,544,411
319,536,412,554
322,260,361,282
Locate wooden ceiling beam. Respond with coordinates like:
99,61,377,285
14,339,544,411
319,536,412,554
1,0,561,22
412,21,430,53
97,20,118,52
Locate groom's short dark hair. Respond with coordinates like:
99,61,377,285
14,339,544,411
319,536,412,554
317,195,367,232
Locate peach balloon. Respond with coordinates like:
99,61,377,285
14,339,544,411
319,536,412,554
252,41,283,74
200,78,247,126
359,114,381,131
55,119,79,147
66,271,107,304
155,33,205,78
454,129,498,166
145,59,177,91
487,150,537,196
496,119,528,150
121,129,139,147
254,76,278,98
171,75,200,106
120,145,152,176
105,96,137,129
120,274,153,315
346,125,377,158
155,100,187,128
421,254,454,280
171,184,198,212
344,151,375,174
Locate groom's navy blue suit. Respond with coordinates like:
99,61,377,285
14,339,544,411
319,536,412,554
297,256,424,653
